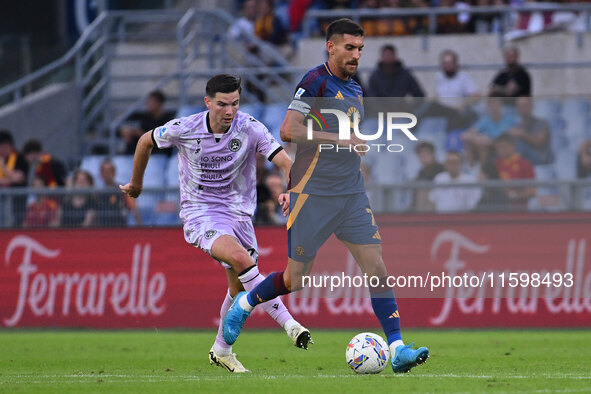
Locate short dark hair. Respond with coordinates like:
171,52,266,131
0,130,14,146
381,44,396,54
495,133,515,145
100,158,115,170
325,18,364,42
415,141,435,154
148,90,166,104
206,74,242,98
22,138,43,155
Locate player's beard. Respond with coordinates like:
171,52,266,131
342,61,358,78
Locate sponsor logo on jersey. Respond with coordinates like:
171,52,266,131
228,138,242,152
173,121,181,126
335,91,344,100
204,230,217,240
294,88,306,99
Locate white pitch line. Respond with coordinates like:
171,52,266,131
2,372,591,383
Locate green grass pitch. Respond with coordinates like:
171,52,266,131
1,329,590,393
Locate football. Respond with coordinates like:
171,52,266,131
345,332,390,374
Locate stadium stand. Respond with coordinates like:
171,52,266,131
1,3,591,228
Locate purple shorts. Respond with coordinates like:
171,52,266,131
183,219,258,269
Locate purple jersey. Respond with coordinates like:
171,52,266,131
153,111,282,223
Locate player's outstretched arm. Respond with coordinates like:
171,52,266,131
119,130,154,198
271,149,292,183
271,149,292,216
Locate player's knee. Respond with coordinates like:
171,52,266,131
229,250,254,271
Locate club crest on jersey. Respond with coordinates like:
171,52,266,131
204,230,217,240
228,138,242,152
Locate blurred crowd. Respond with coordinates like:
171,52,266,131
227,0,591,45
0,130,142,228
2,1,591,227
359,43,566,212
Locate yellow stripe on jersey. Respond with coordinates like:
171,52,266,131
287,193,309,230
323,62,333,77
289,146,320,194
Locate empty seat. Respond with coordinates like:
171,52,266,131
111,156,134,187
554,150,577,180
533,98,561,121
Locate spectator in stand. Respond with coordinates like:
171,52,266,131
228,0,258,42
289,0,314,33
436,0,465,33
96,158,142,227
467,0,506,34
22,139,67,187
405,0,430,34
412,141,445,212
367,44,425,98
255,0,288,45
489,45,532,97
263,172,288,224
0,130,27,188
359,0,389,37
461,96,516,170
255,181,273,224
0,130,28,226
494,133,536,207
421,49,480,131
23,176,60,228
509,96,553,165
61,169,97,227
476,160,510,211
120,90,175,156
436,49,480,107
429,151,481,212
360,0,428,36
577,139,591,179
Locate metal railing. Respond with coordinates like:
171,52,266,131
1,179,591,228
4,6,591,161
0,8,296,156
302,3,591,40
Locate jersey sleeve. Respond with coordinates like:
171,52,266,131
152,118,184,149
250,119,282,161
287,72,321,116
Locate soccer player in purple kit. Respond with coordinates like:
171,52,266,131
223,19,430,373
120,74,311,373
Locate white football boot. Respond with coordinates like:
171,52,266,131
209,346,250,373
287,324,314,350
